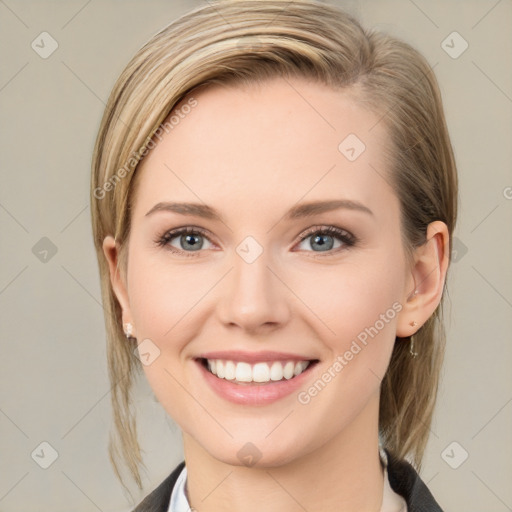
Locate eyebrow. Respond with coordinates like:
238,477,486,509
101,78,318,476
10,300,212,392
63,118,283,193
145,199,373,221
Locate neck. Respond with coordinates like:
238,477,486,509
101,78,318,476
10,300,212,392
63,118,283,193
182,393,385,512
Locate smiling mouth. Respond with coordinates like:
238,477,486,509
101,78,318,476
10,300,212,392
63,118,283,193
196,357,320,385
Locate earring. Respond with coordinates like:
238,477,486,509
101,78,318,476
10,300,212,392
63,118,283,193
408,289,418,301
123,322,134,339
409,336,418,358
409,320,418,357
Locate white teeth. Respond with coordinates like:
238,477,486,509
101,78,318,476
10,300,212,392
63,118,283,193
225,360,236,380
216,360,225,378
205,359,311,383
270,361,283,381
235,362,252,382
253,362,270,382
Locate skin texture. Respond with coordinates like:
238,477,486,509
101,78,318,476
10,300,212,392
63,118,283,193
103,77,449,512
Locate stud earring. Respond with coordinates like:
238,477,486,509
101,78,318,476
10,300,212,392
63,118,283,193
408,289,419,301
123,322,134,339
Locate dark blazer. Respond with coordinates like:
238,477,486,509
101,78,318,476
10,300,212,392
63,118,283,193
133,449,443,511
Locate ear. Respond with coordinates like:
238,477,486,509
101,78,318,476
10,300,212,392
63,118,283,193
396,220,450,337
102,235,135,336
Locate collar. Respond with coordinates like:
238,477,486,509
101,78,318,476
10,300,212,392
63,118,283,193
133,448,443,512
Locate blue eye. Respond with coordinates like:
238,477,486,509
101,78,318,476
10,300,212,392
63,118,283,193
156,225,356,257
157,227,214,257
296,226,356,254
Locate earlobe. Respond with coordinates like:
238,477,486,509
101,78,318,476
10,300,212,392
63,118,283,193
396,221,450,337
102,235,134,329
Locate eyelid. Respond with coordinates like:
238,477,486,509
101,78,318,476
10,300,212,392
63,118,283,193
156,226,217,255
296,224,354,242
293,224,356,254
156,224,357,256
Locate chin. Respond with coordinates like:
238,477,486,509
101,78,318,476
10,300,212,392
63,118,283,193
202,436,306,469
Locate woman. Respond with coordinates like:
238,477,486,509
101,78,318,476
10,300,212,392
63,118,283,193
90,1,457,510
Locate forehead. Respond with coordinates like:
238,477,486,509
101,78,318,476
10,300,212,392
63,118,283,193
132,77,396,221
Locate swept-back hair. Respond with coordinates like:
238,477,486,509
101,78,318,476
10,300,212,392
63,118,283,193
90,0,458,494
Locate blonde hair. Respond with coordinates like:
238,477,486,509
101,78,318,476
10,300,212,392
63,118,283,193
90,0,458,494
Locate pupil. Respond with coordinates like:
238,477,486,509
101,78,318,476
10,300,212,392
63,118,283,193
183,234,201,251
312,234,333,251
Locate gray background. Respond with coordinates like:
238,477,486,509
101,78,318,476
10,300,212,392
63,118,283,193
1,0,511,510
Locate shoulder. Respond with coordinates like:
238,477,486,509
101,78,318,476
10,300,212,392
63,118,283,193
132,461,185,512
384,449,444,512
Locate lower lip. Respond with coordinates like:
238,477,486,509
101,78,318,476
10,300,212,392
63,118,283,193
194,359,318,406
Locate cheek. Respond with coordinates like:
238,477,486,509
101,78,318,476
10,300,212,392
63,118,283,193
127,248,205,341
126,251,199,418
291,255,405,401
295,257,404,341
290,262,403,423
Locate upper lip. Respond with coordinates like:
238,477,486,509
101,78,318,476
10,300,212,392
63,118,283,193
195,350,319,363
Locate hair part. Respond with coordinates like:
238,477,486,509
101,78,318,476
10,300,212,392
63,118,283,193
90,0,457,496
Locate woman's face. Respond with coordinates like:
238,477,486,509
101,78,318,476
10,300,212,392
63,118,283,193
107,77,418,467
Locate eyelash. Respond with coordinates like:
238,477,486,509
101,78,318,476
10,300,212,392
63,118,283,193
155,225,357,258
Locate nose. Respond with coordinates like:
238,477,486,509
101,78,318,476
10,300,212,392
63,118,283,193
216,248,290,333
